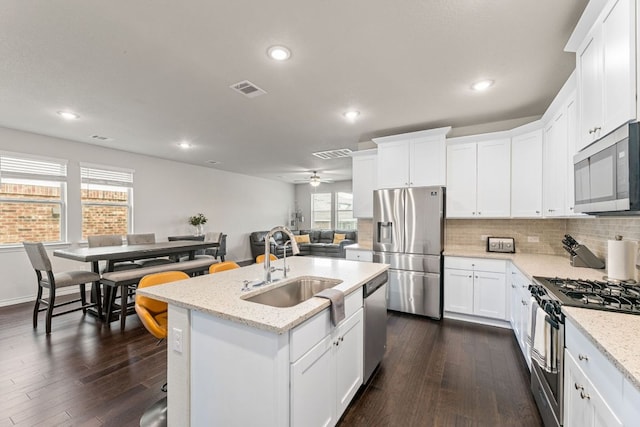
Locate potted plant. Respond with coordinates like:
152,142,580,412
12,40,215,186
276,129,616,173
189,213,208,236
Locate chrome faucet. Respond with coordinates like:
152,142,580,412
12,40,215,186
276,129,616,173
264,226,300,284
282,240,292,278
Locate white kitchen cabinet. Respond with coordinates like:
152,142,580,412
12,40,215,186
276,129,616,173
543,109,568,217
508,265,531,369
351,149,377,218
446,137,511,218
444,257,508,326
575,0,635,150
511,130,543,217
373,127,451,189
345,247,373,262
290,308,363,426
564,350,622,427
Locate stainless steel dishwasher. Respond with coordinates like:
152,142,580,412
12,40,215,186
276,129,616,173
363,271,388,383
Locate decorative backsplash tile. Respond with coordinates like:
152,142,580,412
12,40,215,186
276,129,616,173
357,218,373,247
445,219,567,255
566,217,640,259
359,216,640,259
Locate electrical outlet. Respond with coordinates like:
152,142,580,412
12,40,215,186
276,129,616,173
173,327,183,353
527,236,540,243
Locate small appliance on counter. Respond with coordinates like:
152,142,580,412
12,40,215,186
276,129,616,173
487,237,515,253
561,234,605,269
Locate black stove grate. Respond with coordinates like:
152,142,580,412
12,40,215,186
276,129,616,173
533,277,640,315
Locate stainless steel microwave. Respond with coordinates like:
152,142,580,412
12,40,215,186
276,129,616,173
573,121,640,214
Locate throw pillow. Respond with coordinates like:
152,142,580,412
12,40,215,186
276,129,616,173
294,234,310,244
333,233,346,244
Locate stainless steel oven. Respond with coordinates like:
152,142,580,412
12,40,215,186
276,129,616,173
529,283,564,427
529,276,640,426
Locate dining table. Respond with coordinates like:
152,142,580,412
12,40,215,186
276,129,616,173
53,240,220,320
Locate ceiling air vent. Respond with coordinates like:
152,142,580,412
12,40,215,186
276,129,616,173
90,135,114,142
229,80,267,98
312,148,353,160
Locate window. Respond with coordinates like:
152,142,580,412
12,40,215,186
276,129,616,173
311,193,332,229
310,191,356,230
81,164,134,240
335,192,356,230
0,153,67,245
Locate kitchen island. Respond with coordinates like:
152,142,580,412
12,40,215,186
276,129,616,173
137,256,388,426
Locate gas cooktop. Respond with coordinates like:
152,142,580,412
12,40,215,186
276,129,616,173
533,276,640,315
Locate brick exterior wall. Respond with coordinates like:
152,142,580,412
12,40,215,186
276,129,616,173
0,183,129,244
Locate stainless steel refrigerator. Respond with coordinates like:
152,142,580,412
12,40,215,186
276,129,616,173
373,186,444,319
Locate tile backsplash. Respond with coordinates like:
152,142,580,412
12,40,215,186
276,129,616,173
566,217,640,259
358,216,640,260
445,219,567,255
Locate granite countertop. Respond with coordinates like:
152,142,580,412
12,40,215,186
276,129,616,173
137,256,388,334
445,247,640,390
563,307,640,390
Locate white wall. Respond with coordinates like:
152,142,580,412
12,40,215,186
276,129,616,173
293,181,352,230
0,126,295,306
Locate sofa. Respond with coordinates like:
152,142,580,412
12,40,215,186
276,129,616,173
249,229,357,260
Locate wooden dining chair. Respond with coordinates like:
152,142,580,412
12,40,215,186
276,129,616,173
256,253,277,263
87,234,140,272
23,242,101,334
126,233,175,267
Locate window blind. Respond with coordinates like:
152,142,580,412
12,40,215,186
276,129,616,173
0,153,67,182
80,164,134,187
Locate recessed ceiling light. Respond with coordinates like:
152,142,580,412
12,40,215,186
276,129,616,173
343,110,360,121
471,80,494,91
178,141,192,149
57,111,80,120
267,45,291,61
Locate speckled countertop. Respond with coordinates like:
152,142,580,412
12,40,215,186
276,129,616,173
445,247,640,390
137,256,388,334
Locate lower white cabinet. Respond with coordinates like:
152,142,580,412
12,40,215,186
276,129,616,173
290,309,364,426
444,257,508,325
564,349,622,427
509,265,531,369
345,248,373,262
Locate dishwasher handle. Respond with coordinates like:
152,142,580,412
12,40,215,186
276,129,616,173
364,271,388,297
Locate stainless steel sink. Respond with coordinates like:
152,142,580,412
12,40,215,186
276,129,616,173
243,276,343,308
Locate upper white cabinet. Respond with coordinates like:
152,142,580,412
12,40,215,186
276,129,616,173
373,126,451,189
446,137,511,218
540,71,582,218
511,129,543,217
572,0,636,150
351,149,377,218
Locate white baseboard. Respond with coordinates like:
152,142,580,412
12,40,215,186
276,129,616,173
0,286,88,308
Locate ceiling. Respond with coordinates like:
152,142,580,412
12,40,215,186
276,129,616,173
0,0,588,184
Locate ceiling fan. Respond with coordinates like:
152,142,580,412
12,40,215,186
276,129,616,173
294,171,333,187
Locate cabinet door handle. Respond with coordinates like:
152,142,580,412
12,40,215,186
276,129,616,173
574,382,583,391
477,212,481,215
468,275,472,278
511,284,516,288
472,212,476,215
535,210,540,214
578,354,589,361
580,391,590,400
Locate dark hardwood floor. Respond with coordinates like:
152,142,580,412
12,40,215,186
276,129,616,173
340,313,543,427
1,299,541,426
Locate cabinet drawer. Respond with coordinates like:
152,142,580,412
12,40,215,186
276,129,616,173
290,289,363,362
345,249,373,262
444,256,506,273
565,317,623,411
